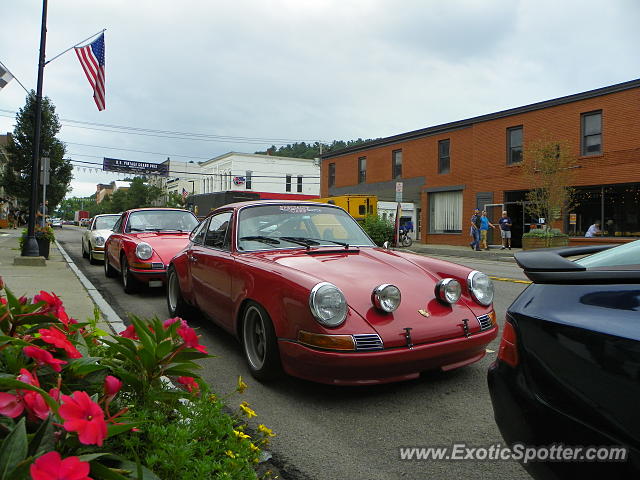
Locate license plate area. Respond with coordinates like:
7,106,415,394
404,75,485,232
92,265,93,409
148,280,163,288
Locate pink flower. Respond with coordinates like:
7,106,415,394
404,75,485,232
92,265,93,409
49,387,61,401
22,391,50,421
34,291,64,315
30,451,92,480
59,391,107,446
177,323,207,353
119,324,138,340
177,376,200,393
38,327,82,359
104,376,122,397
23,346,67,373
0,392,23,418
163,317,184,329
17,368,40,387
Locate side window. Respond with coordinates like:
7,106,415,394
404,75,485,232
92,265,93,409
190,219,209,246
112,217,122,233
204,212,233,250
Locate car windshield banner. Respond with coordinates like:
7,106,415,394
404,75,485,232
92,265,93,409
103,157,169,176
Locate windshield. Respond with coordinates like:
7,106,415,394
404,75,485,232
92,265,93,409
94,215,119,230
126,210,198,233
576,239,640,268
237,204,375,252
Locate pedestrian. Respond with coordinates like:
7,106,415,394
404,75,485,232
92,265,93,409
8,209,17,229
480,211,496,250
585,222,601,238
498,210,513,250
470,208,481,251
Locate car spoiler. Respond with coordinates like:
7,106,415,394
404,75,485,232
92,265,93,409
514,245,640,284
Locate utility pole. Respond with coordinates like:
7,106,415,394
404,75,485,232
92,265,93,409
22,0,48,256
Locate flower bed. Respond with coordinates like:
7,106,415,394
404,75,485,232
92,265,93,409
0,278,275,479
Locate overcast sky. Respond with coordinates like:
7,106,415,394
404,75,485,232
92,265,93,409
1,0,639,198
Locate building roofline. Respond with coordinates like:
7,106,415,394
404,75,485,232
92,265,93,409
201,151,316,166
321,78,640,159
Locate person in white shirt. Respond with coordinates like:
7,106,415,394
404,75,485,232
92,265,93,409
585,222,601,237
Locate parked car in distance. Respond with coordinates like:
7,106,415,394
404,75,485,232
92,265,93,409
79,217,91,227
50,217,63,228
82,214,120,264
167,200,498,385
488,241,640,478
104,208,199,293
62,220,75,225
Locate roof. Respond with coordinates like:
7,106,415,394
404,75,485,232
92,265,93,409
321,78,640,159
200,152,316,166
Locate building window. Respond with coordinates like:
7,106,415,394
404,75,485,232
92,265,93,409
286,175,292,192
582,111,602,156
358,156,366,183
507,126,523,165
429,190,462,233
297,175,303,193
438,139,450,174
328,163,335,188
246,170,252,190
392,150,402,179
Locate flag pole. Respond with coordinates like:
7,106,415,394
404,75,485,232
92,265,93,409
22,0,48,256
0,60,29,94
44,28,106,66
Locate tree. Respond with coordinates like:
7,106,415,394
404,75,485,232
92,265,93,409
522,136,577,243
0,91,72,212
164,191,186,208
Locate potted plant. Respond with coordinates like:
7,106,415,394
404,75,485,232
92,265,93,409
522,227,569,250
19,225,55,259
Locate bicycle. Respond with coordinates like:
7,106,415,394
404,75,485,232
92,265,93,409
399,230,413,247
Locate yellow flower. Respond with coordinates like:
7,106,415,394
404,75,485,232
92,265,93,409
224,450,236,458
234,429,251,439
236,375,248,394
208,393,218,403
249,442,260,452
258,424,276,437
239,401,257,418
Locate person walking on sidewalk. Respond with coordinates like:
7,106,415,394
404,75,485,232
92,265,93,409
498,210,513,250
480,210,496,250
470,208,482,251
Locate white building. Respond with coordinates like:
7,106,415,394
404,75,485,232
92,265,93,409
378,201,417,239
199,152,319,196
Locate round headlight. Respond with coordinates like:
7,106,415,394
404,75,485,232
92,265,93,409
135,242,153,260
435,278,461,304
309,282,347,328
371,284,401,312
467,271,494,306
94,235,105,247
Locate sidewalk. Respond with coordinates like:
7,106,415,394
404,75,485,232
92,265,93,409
0,228,124,333
404,241,520,262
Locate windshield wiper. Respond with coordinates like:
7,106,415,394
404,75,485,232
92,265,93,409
278,236,320,248
240,235,281,245
307,237,351,248
129,227,146,232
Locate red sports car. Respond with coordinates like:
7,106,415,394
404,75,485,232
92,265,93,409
167,201,498,385
104,208,199,294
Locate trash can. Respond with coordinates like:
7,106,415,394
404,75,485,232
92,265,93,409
36,237,50,259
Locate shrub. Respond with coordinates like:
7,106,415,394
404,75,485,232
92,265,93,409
18,226,56,250
522,227,568,238
360,215,394,246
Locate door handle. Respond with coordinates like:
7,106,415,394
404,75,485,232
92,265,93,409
189,254,198,263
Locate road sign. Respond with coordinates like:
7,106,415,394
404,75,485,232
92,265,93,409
39,157,50,186
395,182,403,202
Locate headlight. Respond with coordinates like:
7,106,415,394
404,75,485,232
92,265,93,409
135,242,153,260
309,282,347,327
371,284,401,312
94,235,105,247
434,278,461,304
467,271,494,306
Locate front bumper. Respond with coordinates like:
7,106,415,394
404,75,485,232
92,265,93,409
91,246,105,260
278,326,497,385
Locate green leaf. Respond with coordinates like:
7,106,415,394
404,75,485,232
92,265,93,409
0,417,27,479
89,461,131,480
0,337,30,348
162,367,201,378
107,422,138,438
27,416,54,458
154,339,174,361
100,454,162,480
130,317,156,358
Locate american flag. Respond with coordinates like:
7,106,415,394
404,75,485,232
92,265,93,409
0,64,14,91
182,188,189,200
74,33,105,111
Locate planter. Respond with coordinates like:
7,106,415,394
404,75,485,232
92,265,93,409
522,236,569,250
36,237,50,259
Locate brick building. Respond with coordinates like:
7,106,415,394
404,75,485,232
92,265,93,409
320,78,640,247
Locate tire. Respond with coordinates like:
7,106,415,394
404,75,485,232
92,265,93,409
166,265,194,319
242,302,282,381
82,240,89,259
121,255,139,294
104,251,117,278
88,246,98,265
401,235,413,247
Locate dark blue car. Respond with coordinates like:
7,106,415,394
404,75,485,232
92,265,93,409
488,240,640,479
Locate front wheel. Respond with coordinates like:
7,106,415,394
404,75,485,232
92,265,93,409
104,251,117,277
242,302,282,381
401,234,413,247
167,266,195,319
121,256,139,294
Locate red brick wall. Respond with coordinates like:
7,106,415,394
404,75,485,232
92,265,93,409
322,87,640,245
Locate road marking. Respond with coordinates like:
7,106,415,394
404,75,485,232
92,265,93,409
489,275,531,284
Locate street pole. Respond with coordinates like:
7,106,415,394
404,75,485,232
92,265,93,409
22,0,48,256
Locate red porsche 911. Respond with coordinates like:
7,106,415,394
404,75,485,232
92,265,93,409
166,201,498,385
104,208,199,294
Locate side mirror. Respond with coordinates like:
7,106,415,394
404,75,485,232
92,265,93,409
383,241,390,249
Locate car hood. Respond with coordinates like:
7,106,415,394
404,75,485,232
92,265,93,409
90,228,114,239
253,247,482,347
133,232,191,264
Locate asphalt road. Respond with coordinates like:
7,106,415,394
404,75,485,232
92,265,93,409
58,227,531,480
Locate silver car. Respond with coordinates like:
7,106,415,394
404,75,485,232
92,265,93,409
81,214,120,264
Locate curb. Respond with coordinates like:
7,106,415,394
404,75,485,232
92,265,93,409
55,239,127,335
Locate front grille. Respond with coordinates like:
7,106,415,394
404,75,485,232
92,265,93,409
152,262,165,270
477,314,493,331
353,334,384,351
